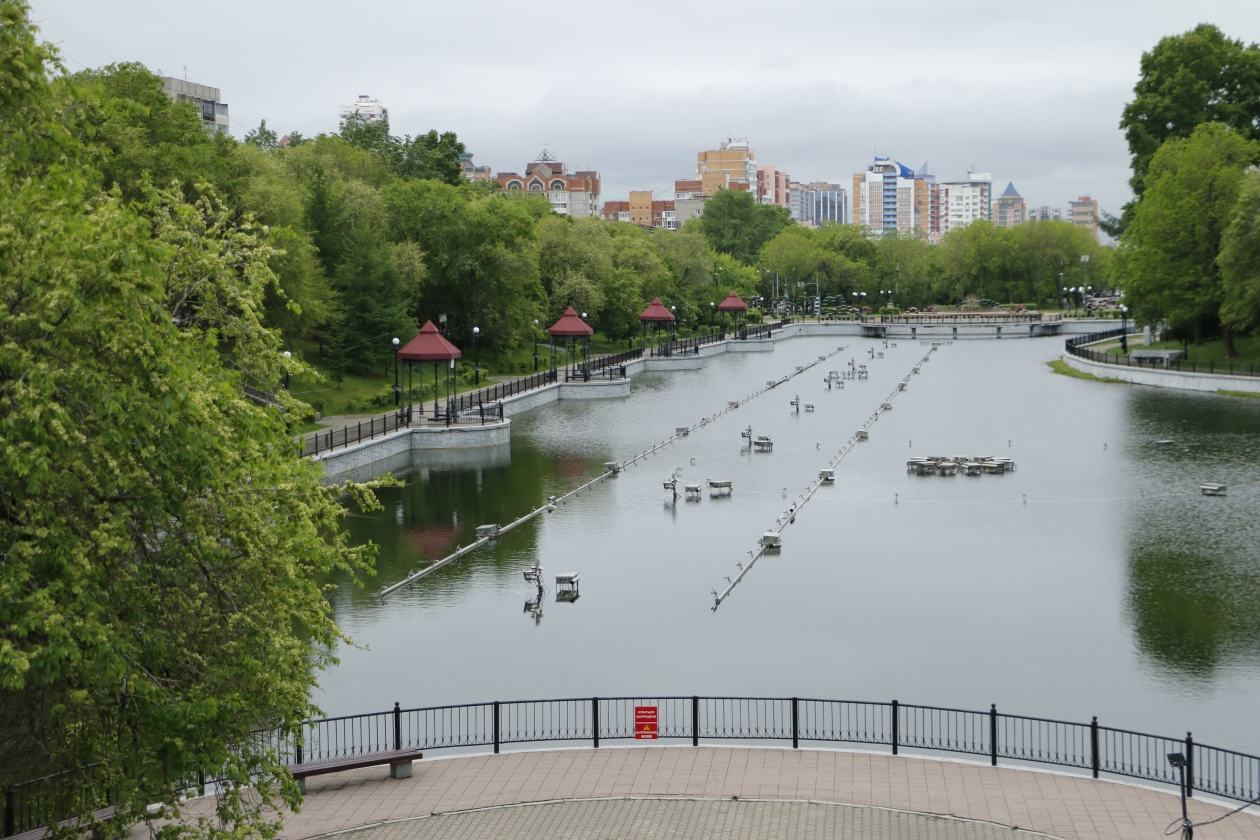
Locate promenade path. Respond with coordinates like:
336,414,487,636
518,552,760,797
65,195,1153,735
180,747,1260,840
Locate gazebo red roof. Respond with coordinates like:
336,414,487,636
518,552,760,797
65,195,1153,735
717,291,748,312
548,306,594,337
638,297,675,322
397,320,462,361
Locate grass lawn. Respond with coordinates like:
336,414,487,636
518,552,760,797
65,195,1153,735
1102,334,1260,367
1047,360,1123,383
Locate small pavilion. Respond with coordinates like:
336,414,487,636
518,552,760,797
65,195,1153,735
717,290,748,334
638,297,675,348
397,320,461,420
547,307,593,372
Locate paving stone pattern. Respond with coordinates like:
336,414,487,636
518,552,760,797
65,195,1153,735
345,799,1059,840
173,747,1260,840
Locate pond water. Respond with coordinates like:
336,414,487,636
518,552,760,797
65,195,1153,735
319,335,1260,754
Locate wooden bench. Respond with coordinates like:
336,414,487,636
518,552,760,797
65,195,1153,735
290,749,422,794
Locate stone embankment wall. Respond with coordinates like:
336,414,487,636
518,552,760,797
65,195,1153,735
1061,347,1260,395
316,422,511,484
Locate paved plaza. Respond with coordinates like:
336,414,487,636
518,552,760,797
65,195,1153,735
182,746,1260,840
341,798,1058,840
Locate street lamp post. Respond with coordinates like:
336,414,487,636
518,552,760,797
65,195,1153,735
472,327,481,386
1166,751,1192,839
710,301,715,336
1120,305,1129,354
391,337,400,405
282,350,292,390
581,312,590,379
533,319,540,371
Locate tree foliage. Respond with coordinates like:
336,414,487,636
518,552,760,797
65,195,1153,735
0,6,382,837
1218,170,1260,332
1114,123,1259,352
697,189,793,264
339,114,465,185
1108,24,1260,235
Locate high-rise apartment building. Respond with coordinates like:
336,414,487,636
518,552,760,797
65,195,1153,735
161,77,229,134
994,182,1027,228
496,153,600,218
339,95,388,125
1068,195,1099,238
789,181,848,227
1029,205,1062,222
853,157,919,235
459,152,491,182
938,170,992,236
697,138,759,196
757,164,791,208
913,165,939,242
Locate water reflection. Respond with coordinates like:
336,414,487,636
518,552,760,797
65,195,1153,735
330,431,607,615
1123,390,1260,680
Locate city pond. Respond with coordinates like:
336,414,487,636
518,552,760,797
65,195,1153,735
316,335,1260,754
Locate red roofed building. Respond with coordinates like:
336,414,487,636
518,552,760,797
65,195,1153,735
496,151,600,218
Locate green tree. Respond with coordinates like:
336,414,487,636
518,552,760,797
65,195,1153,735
697,189,792,264
384,179,544,349
340,114,465,186
1111,24,1260,235
244,118,278,150
1115,123,1260,353
68,62,237,203
1219,170,1260,332
0,8,380,835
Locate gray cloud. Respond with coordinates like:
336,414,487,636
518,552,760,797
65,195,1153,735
29,0,1260,221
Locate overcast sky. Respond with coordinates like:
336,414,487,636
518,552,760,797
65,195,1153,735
28,0,1260,223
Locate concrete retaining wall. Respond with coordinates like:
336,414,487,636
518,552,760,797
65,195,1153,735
1061,352,1260,395
317,421,511,484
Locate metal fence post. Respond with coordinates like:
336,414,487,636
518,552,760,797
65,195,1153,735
493,701,500,754
393,702,402,751
891,700,899,755
792,698,799,749
4,786,14,838
592,697,599,748
1186,732,1194,798
692,696,699,747
989,704,998,766
1090,717,1099,778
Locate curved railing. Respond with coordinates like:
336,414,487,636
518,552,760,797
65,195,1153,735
6,694,1257,836
1066,328,1260,378
255,695,1257,805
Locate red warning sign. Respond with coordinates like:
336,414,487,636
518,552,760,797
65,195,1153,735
634,705,658,739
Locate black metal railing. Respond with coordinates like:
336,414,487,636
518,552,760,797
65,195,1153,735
257,695,1256,805
3,765,111,838
1065,328,1260,378
302,403,506,458
10,694,1259,836
447,369,559,414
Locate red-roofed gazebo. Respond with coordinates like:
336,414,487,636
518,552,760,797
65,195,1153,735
638,297,676,348
397,320,462,420
717,290,748,333
547,307,594,372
